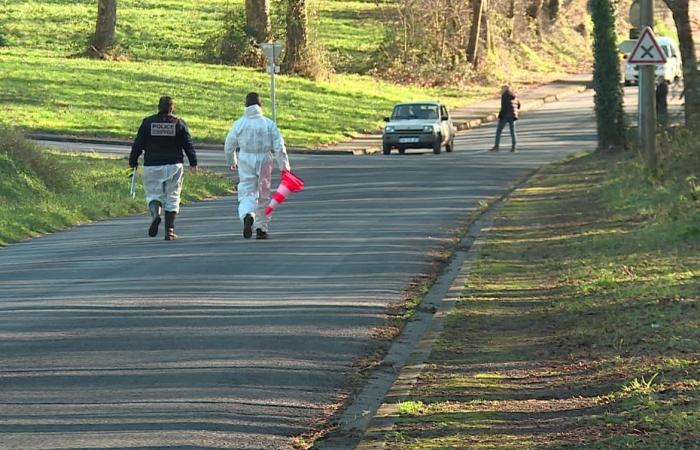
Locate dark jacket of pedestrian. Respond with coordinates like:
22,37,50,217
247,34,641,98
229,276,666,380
130,113,197,167
498,89,521,121
656,81,669,115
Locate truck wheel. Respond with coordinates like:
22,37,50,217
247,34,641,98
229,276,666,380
382,143,391,155
398,147,406,155
432,135,442,154
445,138,454,153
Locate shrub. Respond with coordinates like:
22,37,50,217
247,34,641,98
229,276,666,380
0,126,67,191
201,7,263,67
590,0,626,150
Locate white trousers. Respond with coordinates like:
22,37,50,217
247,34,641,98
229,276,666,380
143,164,184,213
237,152,273,232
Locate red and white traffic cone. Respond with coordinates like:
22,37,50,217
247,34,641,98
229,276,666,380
266,170,305,217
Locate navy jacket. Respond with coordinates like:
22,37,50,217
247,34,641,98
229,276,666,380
498,90,521,121
130,113,197,167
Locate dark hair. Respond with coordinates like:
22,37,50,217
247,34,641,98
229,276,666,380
245,92,262,107
159,96,174,114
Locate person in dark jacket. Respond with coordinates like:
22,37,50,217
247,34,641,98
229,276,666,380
130,96,198,240
490,85,521,152
656,76,669,127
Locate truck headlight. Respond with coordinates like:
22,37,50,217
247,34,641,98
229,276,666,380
423,125,435,133
385,126,395,133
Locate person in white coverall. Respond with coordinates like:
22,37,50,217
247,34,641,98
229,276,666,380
224,92,291,240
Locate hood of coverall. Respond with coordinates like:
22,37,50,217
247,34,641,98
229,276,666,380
244,105,264,119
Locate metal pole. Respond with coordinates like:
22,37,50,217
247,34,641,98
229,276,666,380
639,0,657,174
271,70,277,123
271,47,277,124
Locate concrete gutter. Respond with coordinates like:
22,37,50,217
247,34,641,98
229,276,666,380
25,133,372,156
316,167,542,449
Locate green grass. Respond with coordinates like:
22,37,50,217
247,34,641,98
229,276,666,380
387,132,700,449
0,0,385,70
0,127,232,246
314,0,387,73
0,48,487,147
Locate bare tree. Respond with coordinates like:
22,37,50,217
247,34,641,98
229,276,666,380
467,0,491,66
662,0,699,125
467,0,485,63
87,0,117,58
511,0,528,40
245,0,271,43
283,0,309,74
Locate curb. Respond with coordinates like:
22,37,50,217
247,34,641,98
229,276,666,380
26,133,375,156
452,84,589,132
354,168,544,450
316,167,545,450
27,79,589,157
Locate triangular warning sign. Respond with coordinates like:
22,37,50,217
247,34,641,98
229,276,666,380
628,27,667,65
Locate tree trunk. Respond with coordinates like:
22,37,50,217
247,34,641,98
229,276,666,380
283,0,309,74
548,0,560,22
88,0,117,57
527,0,545,35
511,0,528,41
483,0,492,54
467,0,484,64
245,0,271,43
664,0,699,125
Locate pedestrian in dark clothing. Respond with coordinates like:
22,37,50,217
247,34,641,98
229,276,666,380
130,96,198,240
656,76,669,127
490,85,521,152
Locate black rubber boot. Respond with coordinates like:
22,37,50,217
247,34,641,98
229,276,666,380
148,201,162,237
256,228,268,240
164,211,177,241
243,214,254,239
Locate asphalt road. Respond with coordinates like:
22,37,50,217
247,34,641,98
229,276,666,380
0,91,600,449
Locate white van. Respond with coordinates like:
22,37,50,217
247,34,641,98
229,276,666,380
623,37,683,85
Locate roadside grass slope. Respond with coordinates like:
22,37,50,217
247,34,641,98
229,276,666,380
0,48,488,147
0,0,385,69
388,130,699,449
0,0,586,148
0,127,232,246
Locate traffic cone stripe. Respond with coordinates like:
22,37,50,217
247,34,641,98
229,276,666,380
265,171,305,217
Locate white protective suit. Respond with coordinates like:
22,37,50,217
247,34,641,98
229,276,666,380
224,105,291,232
143,164,184,213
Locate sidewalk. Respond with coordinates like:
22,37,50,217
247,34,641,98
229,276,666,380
27,74,590,156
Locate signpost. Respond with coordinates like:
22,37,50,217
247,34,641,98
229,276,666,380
628,26,667,65
630,0,660,174
261,42,284,123
629,0,641,38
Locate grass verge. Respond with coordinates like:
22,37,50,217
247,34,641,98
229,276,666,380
0,48,488,148
0,0,385,70
0,127,232,246
387,131,699,449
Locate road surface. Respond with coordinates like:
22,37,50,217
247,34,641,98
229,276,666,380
1,91,599,449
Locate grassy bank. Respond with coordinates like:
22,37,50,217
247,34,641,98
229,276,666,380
388,132,699,448
0,48,487,147
0,127,232,246
0,0,385,70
